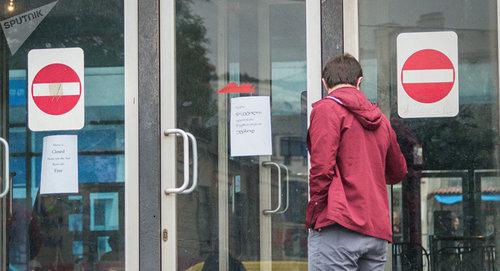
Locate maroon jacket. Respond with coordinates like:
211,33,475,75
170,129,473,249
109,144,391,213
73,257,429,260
306,86,407,242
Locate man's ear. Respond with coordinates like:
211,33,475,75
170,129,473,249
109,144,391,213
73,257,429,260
322,78,329,90
356,77,363,89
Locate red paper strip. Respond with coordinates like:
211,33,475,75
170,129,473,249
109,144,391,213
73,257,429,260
217,82,256,94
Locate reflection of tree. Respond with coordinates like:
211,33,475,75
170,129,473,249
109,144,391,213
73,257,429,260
8,0,124,68
400,104,497,170
176,0,216,138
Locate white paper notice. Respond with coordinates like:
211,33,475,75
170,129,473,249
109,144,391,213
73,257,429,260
230,96,272,157
40,135,79,194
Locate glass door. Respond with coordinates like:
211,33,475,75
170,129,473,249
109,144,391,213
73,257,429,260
161,0,313,270
0,0,133,270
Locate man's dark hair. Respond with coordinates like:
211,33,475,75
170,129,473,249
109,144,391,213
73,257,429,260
322,54,363,88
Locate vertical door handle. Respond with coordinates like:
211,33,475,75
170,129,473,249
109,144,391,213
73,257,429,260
276,164,289,214
164,129,190,194
0,137,9,198
181,132,198,194
9,173,15,217
262,161,282,215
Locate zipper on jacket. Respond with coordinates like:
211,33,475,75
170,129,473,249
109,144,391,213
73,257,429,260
308,201,319,229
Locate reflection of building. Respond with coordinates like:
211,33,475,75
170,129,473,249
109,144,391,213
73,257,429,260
21,184,124,270
422,174,499,242
7,65,125,269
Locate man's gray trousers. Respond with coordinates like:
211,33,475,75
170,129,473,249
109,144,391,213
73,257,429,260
308,224,388,271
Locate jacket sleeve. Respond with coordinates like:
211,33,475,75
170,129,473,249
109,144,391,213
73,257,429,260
306,102,341,228
385,125,407,185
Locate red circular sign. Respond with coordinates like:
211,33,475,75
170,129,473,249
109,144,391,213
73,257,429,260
31,63,82,115
401,49,455,103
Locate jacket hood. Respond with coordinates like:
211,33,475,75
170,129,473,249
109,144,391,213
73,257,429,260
329,87,382,130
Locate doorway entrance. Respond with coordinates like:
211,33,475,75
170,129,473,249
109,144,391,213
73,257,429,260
160,0,315,270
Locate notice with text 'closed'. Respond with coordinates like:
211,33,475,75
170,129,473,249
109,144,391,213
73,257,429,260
40,135,79,194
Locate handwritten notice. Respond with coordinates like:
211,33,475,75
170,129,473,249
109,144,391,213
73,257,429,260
230,96,272,157
40,135,79,194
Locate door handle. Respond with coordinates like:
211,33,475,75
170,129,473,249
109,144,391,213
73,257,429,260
181,132,198,194
0,137,10,198
262,161,283,215
275,164,289,214
9,173,15,217
164,129,190,194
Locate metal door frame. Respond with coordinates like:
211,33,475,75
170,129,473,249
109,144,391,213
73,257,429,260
138,0,162,269
160,0,177,270
124,0,140,269
0,6,8,269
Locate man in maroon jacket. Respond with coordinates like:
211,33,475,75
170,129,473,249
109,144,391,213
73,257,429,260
307,54,407,270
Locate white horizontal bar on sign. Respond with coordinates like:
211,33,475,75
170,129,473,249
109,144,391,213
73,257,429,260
402,69,454,84
33,82,80,97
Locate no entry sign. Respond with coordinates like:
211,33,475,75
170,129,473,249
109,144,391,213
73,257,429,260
32,63,81,115
397,32,458,118
28,48,84,131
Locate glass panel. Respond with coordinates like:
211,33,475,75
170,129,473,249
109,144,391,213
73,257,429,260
269,1,308,265
175,0,307,270
359,0,500,270
175,0,218,268
1,0,125,270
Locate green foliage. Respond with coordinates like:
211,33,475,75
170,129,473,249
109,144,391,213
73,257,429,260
404,104,498,170
176,0,216,138
7,0,124,68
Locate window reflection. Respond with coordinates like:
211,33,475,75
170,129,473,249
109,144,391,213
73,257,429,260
175,0,308,270
90,192,119,231
359,0,500,270
4,0,125,270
